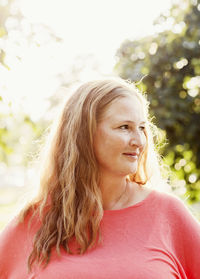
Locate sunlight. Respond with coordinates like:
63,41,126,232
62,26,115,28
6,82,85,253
19,0,173,58
2,0,173,119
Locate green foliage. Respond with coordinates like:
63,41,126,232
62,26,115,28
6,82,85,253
115,0,200,202
0,98,45,166
0,0,11,68
24,116,44,136
0,97,13,162
0,0,59,166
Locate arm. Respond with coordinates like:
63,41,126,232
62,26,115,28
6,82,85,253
169,196,200,279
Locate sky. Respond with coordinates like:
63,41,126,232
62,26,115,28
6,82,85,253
1,0,174,120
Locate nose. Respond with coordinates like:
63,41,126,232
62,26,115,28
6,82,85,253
129,130,146,149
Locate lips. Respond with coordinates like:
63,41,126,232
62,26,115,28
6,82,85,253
123,152,139,156
122,152,139,159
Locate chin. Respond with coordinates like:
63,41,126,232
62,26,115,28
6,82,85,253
126,163,138,174
119,167,138,177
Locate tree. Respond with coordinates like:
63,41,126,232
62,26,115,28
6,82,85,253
0,0,61,164
0,0,14,159
114,0,200,202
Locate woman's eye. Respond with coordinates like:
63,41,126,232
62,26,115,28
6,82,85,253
119,125,145,131
119,124,129,130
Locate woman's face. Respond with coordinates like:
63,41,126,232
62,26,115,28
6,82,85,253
93,95,147,177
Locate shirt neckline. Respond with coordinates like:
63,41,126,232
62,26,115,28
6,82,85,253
103,189,156,214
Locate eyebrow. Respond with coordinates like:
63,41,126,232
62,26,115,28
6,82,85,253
120,120,147,125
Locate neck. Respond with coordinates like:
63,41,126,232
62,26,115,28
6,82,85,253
98,170,130,210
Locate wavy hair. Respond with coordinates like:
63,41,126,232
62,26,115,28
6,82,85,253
20,77,165,270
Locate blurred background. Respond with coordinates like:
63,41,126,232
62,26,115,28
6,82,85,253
0,0,200,231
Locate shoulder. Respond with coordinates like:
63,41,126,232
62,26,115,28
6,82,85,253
0,214,32,253
151,192,200,278
0,209,40,238
0,217,22,245
0,217,22,276
0,212,40,264
151,189,200,228
150,189,187,209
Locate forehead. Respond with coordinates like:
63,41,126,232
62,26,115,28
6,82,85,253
101,96,146,123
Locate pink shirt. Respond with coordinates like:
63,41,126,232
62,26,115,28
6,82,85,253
0,190,200,279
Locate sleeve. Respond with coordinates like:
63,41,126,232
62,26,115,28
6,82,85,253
0,218,18,278
168,195,200,279
0,216,34,279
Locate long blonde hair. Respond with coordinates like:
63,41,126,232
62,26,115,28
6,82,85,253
21,77,163,270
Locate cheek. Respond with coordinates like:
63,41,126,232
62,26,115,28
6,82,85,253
94,129,126,159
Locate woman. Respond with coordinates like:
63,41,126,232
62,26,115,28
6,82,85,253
0,77,200,278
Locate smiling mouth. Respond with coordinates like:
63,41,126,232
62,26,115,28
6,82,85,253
123,153,139,159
